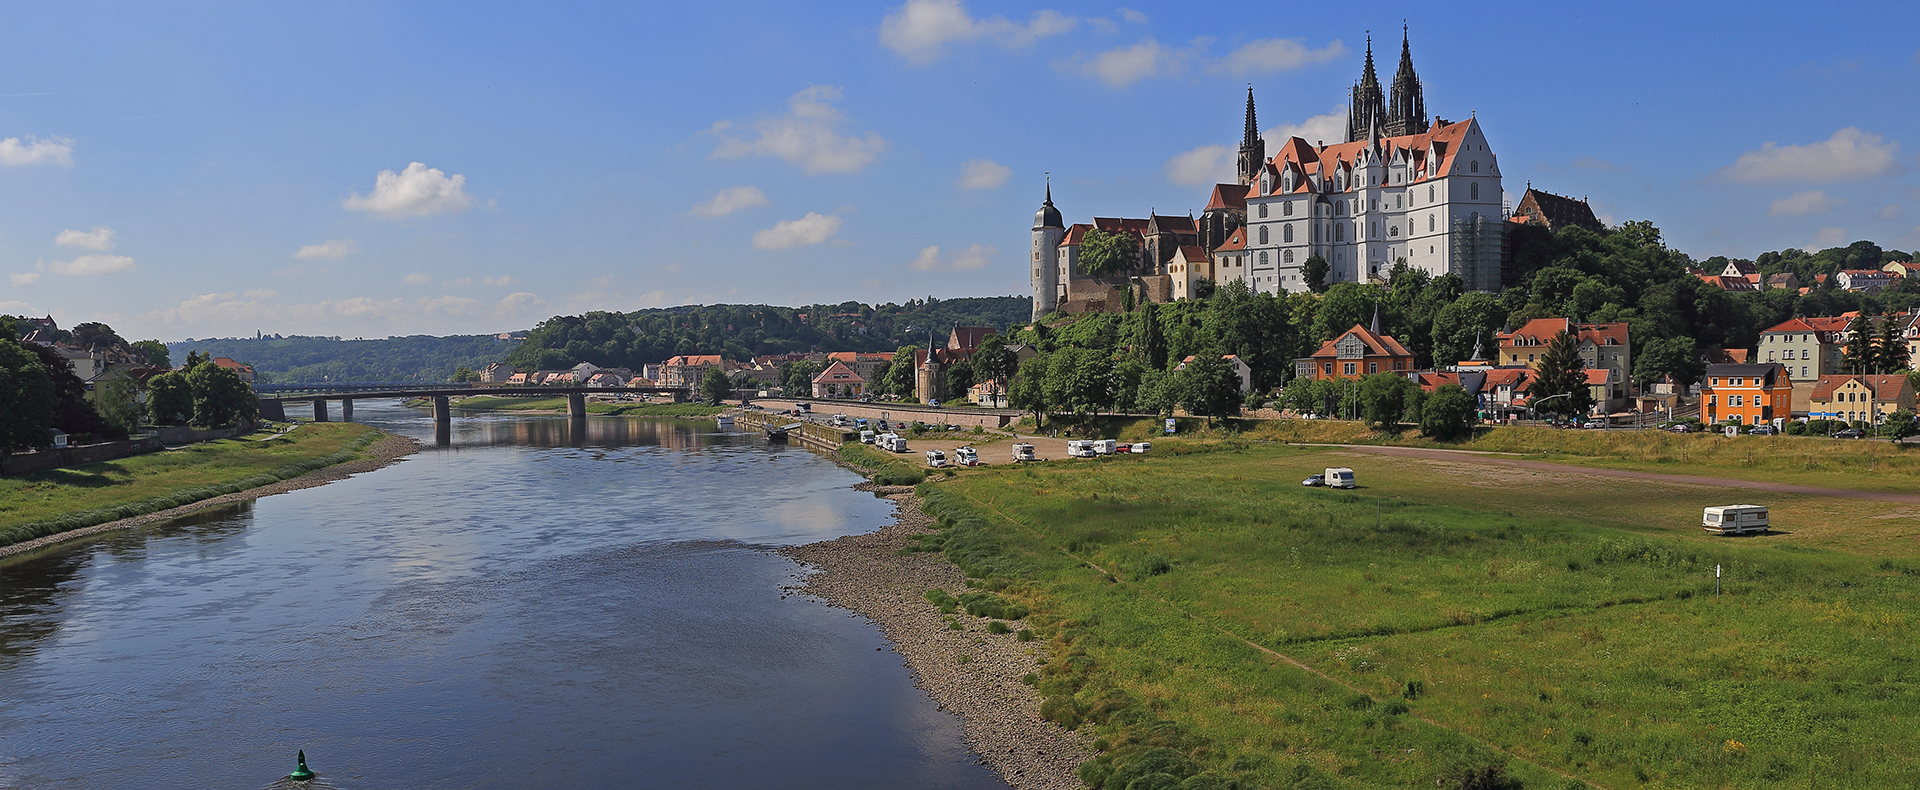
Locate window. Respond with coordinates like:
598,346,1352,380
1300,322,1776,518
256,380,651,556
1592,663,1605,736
1801,365,1808,376
1335,224,1344,242
1284,224,1294,243
1336,201,1345,216
1396,194,1403,209
1283,201,1293,217
1343,362,1357,375
1258,226,1269,244
1258,203,1268,218
1731,395,1743,407
1324,363,1334,375
1389,226,1399,237
1371,222,1378,238
1368,362,1379,373
1428,185,1435,202
1470,182,1480,200
1283,249,1294,263
1259,251,1268,266
1429,214,1435,232
1370,199,1378,211
1471,160,1479,173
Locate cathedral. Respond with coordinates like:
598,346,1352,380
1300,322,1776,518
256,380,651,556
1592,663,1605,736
1032,28,1506,319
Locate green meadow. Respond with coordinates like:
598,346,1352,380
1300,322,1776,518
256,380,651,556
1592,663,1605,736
914,441,1920,789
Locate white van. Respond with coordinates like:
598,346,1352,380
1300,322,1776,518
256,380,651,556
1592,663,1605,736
925,450,948,468
1066,440,1097,458
1324,467,1356,489
1129,441,1151,454
1011,443,1036,462
859,430,875,444
1093,439,1117,455
1703,505,1768,535
954,446,979,467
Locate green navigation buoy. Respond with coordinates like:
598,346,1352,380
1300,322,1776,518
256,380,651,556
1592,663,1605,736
289,750,316,781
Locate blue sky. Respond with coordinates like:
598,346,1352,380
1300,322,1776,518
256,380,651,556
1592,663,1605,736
2,1,1917,341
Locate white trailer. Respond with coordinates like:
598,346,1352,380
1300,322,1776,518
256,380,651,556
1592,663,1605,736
1324,467,1356,489
1092,439,1117,455
1011,443,1036,462
1703,505,1769,535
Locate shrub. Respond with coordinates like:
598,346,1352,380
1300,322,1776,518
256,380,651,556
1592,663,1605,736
959,590,1029,620
923,589,959,614
1106,748,1194,790
986,620,1011,634
1017,628,1035,641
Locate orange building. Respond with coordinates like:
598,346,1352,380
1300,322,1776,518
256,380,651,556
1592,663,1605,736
1300,323,1414,381
1700,363,1792,426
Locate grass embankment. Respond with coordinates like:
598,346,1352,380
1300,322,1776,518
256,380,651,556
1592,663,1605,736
839,441,928,486
910,442,1920,789
448,395,722,417
0,423,381,549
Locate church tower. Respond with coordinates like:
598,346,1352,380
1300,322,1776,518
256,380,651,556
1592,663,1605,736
1236,86,1265,187
1031,181,1064,320
1345,35,1386,143
1384,26,1428,137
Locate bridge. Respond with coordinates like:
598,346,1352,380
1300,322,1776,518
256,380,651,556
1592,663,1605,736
255,384,694,444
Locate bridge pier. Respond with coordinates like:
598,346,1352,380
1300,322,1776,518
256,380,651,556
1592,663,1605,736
433,396,451,446
313,399,329,422
567,393,587,419
340,398,353,422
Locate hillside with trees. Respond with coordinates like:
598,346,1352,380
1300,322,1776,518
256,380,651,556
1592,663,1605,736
167,335,521,383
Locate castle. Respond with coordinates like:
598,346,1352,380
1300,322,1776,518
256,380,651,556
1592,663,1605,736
1032,28,1509,319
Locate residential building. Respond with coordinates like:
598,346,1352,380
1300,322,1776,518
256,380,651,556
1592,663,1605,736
1836,269,1897,291
1211,226,1249,291
1167,245,1212,301
1807,374,1915,425
1758,316,1853,413
1480,367,1535,419
1720,260,1761,284
812,360,866,399
1697,273,1759,292
1177,354,1254,394
1700,363,1792,425
824,351,893,383
1496,318,1632,395
1300,321,1415,381
209,357,255,382
1766,272,1800,291
480,362,516,383
659,355,726,388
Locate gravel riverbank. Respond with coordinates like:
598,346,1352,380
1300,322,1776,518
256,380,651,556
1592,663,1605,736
0,431,420,560
783,490,1091,790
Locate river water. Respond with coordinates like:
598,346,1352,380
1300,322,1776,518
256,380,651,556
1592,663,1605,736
0,401,1004,789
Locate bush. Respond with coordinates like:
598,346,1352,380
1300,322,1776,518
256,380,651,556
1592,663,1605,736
986,620,1011,634
1421,384,1476,441
873,468,927,486
1106,748,1193,790
959,590,1029,620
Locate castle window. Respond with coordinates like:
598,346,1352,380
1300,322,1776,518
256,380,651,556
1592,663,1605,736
1470,182,1480,200
1370,199,1377,212
1429,214,1435,232
1396,194,1403,209
1259,251,1268,266
1283,201,1293,217
1284,250,1295,264
1335,224,1344,242
1428,185,1435,202
1258,226,1269,244
1283,224,1294,243
1335,201,1344,216
1259,203,1268,218
1471,160,1480,173
1389,226,1399,237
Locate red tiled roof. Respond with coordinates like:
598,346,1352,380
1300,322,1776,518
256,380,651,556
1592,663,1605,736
1174,245,1208,262
1204,183,1248,212
1309,324,1413,360
1214,226,1247,252
812,360,864,383
949,326,995,350
1810,374,1912,401
664,354,724,367
1259,118,1481,198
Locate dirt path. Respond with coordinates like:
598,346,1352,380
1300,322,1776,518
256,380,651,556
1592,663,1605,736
1314,443,1920,504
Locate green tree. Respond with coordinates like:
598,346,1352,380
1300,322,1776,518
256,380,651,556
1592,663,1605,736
1421,384,1476,441
1312,283,1381,343
1132,301,1168,370
451,366,481,382
1356,371,1420,431
146,371,193,425
183,350,210,372
699,364,730,405
1135,368,1178,416
1877,317,1910,372
1203,279,1293,389
0,315,17,342
188,362,259,427
131,339,172,369
781,360,819,395
1885,409,1919,444
1009,354,1051,425
1633,336,1704,391
1046,347,1113,417
71,322,129,351
1843,315,1875,374
1078,228,1140,278
882,346,920,397
972,335,1017,404
1111,359,1147,413
946,356,977,399
26,342,111,438
1302,255,1330,294
1429,291,1505,368
1531,329,1593,418
0,340,57,452
92,378,143,435
1177,354,1242,422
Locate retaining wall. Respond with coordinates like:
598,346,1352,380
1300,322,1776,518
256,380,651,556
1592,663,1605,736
749,398,1023,430
1,437,166,476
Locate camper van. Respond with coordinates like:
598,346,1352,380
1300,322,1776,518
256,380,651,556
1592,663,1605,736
1066,440,1097,458
1011,443,1036,462
1323,467,1356,489
1703,505,1769,535
925,450,948,468
1129,441,1151,454
859,430,876,444
877,433,907,452
953,446,979,467
1092,439,1117,455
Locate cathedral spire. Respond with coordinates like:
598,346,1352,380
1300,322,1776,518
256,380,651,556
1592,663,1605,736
1385,23,1428,137
1346,33,1387,143
1236,85,1266,186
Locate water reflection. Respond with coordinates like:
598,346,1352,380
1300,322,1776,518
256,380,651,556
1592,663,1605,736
0,401,1002,789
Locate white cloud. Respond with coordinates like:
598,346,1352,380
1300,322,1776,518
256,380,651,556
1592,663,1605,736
1119,8,1148,24
0,135,74,167
54,225,115,251
293,239,357,259
1716,128,1900,183
753,212,842,249
43,254,135,276
1263,109,1347,146
958,159,1012,189
908,243,996,271
1804,226,1849,252
10,272,40,286
1070,38,1177,88
879,0,1075,64
690,185,769,217
1881,204,1903,219
483,275,518,287
0,300,32,313
141,290,548,328
1768,190,1846,217
495,292,549,317
1211,38,1346,76
242,289,277,300
403,273,431,284
711,86,889,175
1165,144,1235,186
342,162,476,218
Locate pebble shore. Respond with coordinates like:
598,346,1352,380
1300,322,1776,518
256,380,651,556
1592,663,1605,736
0,432,420,559
783,489,1091,790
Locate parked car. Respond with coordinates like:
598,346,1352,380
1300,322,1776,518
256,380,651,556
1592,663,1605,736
1668,423,1693,433
1582,419,1607,430
1129,441,1151,454
1748,425,1777,436
928,399,941,407
1115,443,1132,453
1301,475,1325,487
1833,428,1866,439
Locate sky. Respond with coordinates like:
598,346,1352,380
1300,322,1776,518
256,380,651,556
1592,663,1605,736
1,1,1917,342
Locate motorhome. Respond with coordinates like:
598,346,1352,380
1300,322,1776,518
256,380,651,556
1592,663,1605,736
1092,439,1117,455
1702,505,1769,535
882,434,909,453
1323,467,1356,489
859,430,875,444
925,450,948,468
1011,443,1036,462
953,446,979,467
1129,441,1151,454
1066,440,1097,458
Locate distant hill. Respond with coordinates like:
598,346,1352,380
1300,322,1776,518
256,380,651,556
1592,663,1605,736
167,334,520,383
504,296,1032,372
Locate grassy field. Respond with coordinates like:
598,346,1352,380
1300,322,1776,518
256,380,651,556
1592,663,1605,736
447,395,722,417
0,423,381,548
915,442,1920,789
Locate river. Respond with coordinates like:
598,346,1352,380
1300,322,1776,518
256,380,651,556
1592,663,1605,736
0,401,1005,789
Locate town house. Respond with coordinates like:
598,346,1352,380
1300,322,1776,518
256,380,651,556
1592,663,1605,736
1700,363,1792,426
1807,374,1915,425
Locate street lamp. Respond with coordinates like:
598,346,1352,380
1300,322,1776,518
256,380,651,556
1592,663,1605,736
1530,391,1572,423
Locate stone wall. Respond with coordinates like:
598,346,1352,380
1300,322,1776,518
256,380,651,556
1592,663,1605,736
1,437,165,476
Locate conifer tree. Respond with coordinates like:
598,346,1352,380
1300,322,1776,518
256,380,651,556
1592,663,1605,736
1531,329,1592,418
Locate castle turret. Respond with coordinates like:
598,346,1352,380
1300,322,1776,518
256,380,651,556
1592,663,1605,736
1345,34,1386,143
1236,86,1265,187
1031,181,1064,320
1384,25,1428,137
